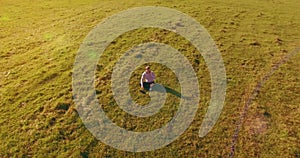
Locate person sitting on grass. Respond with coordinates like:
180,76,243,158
140,66,156,91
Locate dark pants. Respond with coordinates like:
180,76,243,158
142,81,154,91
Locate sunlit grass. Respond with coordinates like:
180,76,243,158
0,0,299,157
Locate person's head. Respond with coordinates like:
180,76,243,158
145,66,151,73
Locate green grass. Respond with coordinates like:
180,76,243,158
0,0,300,157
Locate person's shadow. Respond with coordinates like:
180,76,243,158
159,86,182,98
142,83,184,99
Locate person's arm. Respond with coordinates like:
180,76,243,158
151,71,156,80
140,72,145,88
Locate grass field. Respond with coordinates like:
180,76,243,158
0,0,300,157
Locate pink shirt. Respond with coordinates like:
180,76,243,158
141,71,156,85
